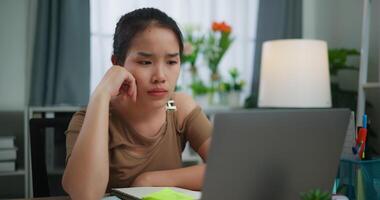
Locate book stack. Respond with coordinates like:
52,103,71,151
0,136,17,172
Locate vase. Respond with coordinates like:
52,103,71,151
228,91,241,108
219,92,229,106
208,72,221,105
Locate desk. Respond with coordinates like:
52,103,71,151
12,197,69,200
12,194,118,200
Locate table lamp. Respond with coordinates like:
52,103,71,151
258,39,332,108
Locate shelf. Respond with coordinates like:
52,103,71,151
29,106,82,113
0,169,25,176
362,82,380,89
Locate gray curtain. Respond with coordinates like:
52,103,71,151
250,0,303,106
30,0,90,106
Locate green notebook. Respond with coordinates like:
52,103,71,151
111,187,201,200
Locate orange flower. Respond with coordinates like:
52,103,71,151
212,22,221,31
220,22,232,33
212,21,232,33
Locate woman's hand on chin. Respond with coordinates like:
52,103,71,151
93,65,137,102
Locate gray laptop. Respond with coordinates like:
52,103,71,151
201,109,351,200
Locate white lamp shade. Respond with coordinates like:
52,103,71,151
258,39,332,108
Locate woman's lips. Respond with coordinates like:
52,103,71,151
147,89,168,97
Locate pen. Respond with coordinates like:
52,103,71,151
362,114,367,128
359,114,368,159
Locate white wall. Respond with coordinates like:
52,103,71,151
0,0,29,111
0,2,32,197
303,0,379,83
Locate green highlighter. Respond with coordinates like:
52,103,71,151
142,188,194,200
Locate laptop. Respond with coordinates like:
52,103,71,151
201,109,351,200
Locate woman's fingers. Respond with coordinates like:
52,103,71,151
98,65,137,101
124,72,137,102
132,80,137,102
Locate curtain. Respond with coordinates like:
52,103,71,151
250,0,303,106
29,0,90,106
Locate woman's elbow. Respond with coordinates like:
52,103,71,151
62,170,77,197
62,169,108,199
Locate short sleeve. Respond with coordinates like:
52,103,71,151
65,109,86,162
177,106,212,152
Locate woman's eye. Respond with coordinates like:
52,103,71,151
167,60,178,65
137,61,152,65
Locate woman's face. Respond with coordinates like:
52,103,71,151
123,25,181,108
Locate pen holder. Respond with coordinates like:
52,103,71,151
336,158,380,200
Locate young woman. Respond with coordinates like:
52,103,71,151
62,8,212,199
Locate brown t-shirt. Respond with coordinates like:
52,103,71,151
65,105,212,189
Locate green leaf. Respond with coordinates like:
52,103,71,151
189,80,209,95
299,189,331,200
328,48,360,76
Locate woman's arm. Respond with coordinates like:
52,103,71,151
62,92,111,199
62,66,136,199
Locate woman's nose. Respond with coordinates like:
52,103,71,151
152,65,166,83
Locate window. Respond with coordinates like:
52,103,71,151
90,0,259,99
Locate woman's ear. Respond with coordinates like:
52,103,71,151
111,55,118,65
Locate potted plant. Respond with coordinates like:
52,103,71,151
218,81,231,106
181,25,204,83
189,80,209,108
219,67,245,108
203,21,234,104
328,48,360,111
300,189,331,200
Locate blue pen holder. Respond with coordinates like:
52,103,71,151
336,158,380,200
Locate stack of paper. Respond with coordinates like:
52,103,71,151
0,136,17,172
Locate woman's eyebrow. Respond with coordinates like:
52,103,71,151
135,52,179,58
137,51,153,57
166,53,179,57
